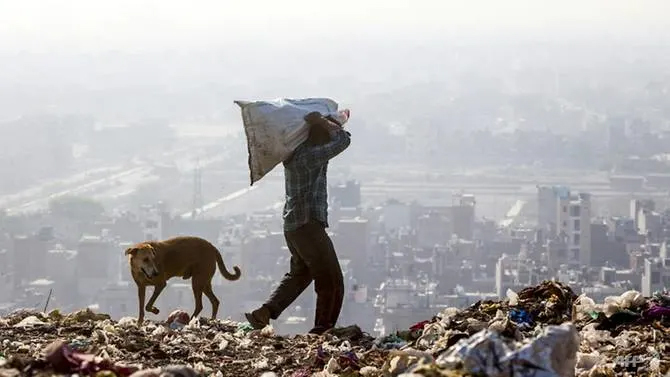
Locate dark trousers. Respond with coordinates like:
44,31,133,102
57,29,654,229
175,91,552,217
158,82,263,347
264,221,344,329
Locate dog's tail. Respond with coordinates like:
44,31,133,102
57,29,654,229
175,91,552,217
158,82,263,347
215,250,241,281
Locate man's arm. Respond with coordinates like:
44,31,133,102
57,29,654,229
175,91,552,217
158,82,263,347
302,129,351,169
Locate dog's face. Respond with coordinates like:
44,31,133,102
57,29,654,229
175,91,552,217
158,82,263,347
125,244,160,279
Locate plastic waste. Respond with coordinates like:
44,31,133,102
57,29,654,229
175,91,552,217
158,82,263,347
643,305,670,319
576,351,604,370
437,323,579,377
289,367,312,377
602,290,646,317
359,365,379,376
595,309,641,331
507,288,519,306
508,308,533,326
166,310,190,330
236,322,254,334
44,340,139,376
380,349,434,376
129,366,198,377
0,281,667,377
117,317,137,327
409,320,430,333
13,316,46,328
574,294,600,320
260,324,275,337
374,334,407,349
651,291,670,307
63,308,111,324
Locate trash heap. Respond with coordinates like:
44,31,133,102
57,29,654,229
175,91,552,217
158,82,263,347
379,281,670,377
0,281,669,377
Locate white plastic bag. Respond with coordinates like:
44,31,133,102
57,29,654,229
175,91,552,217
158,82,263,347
506,288,519,306
234,98,350,185
436,323,579,377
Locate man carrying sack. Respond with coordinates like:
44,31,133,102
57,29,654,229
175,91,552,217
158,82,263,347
245,111,351,335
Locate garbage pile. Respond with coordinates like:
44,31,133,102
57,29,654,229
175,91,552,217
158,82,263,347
0,308,381,377
380,281,670,377
0,281,669,377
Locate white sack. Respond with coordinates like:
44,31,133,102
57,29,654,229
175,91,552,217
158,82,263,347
234,98,349,186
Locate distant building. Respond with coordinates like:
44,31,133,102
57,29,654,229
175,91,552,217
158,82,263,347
641,257,670,296
241,231,284,277
537,185,569,234
608,217,640,243
589,222,628,268
495,254,539,298
638,209,662,241
451,194,475,240
537,186,592,265
12,234,53,287
329,180,361,208
334,218,369,280
546,237,569,269
139,204,164,241
77,235,117,303
630,199,655,224
416,212,451,248
381,200,411,231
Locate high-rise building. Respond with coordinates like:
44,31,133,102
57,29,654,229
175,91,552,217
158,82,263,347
558,192,592,266
335,218,369,280
630,199,655,231
536,185,569,234
77,236,117,302
329,180,361,208
451,194,475,240
416,212,452,248
537,186,592,266
641,257,670,296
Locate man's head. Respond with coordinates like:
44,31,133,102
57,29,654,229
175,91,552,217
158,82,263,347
125,243,160,279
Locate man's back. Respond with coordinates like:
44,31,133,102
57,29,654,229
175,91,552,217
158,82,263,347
282,129,351,232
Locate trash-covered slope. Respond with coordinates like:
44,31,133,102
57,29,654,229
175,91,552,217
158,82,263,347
0,281,668,377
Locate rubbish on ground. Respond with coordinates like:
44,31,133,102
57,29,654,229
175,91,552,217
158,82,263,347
1,280,668,376
166,310,190,330
644,305,670,319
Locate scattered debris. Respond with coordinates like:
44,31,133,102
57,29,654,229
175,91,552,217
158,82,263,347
0,281,668,376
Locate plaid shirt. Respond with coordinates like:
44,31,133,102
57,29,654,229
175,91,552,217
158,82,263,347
282,129,351,232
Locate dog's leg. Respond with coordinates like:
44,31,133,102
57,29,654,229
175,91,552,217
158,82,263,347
137,284,146,325
202,283,220,320
145,282,166,315
182,268,192,280
191,281,204,319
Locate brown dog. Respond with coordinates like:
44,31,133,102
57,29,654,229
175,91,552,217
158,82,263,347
125,236,241,324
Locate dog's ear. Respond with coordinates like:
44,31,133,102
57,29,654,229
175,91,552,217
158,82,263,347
125,247,137,256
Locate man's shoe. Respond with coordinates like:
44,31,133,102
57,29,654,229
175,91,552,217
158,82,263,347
308,325,333,335
245,306,271,330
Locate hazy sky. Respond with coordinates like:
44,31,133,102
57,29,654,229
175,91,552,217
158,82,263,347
1,0,669,52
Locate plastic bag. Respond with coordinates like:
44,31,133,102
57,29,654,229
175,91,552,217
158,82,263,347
574,294,599,321
235,98,350,185
602,290,645,317
506,288,519,306
436,323,579,377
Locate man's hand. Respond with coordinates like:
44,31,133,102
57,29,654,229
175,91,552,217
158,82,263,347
305,111,343,136
324,119,343,133
304,112,325,125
